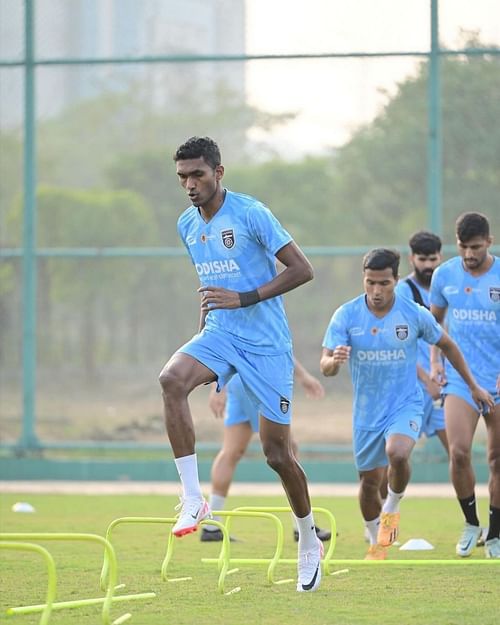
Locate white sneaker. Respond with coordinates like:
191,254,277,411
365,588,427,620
172,497,210,537
455,523,482,557
297,539,323,592
484,537,500,559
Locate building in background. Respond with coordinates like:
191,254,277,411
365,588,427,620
0,0,246,128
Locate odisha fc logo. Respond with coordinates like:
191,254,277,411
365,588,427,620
489,286,500,303
221,229,235,249
395,324,409,340
280,396,290,414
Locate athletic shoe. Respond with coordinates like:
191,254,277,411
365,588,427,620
172,497,210,537
484,537,500,559
365,544,387,560
455,523,482,557
200,528,236,542
297,539,323,592
377,512,400,547
476,527,488,547
293,525,332,542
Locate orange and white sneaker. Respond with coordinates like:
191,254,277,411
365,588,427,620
365,544,387,560
172,497,210,537
377,512,400,547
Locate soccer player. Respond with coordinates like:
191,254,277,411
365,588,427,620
430,212,500,559
201,360,331,543
320,248,493,560
159,136,323,592
395,231,448,453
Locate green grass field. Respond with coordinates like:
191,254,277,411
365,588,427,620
0,493,498,625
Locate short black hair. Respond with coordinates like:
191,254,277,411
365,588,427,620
409,230,442,255
456,212,490,242
173,136,221,169
362,248,400,279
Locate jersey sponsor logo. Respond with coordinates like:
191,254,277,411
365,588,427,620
451,308,496,322
186,234,197,246
356,349,406,362
489,287,500,303
200,233,215,243
195,259,240,276
395,324,409,340
443,286,459,295
280,396,290,414
221,229,235,249
350,327,364,336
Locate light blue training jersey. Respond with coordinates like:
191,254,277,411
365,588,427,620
323,293,443,430
177,189,293,355
395,277,433,376
430,255,500,391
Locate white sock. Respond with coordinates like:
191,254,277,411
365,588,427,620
291,513,299,531
174,453,203,500
383,486,405,514
294,512,317,551
203,494,226,531
365,517,380,545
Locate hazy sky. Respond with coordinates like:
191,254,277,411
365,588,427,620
244,0,500,156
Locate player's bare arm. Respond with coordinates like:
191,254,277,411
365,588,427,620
294,358,325,399
430,303,447,385
198,241,313,311
208,384,227,419
436,332,495,410
320,345,351,377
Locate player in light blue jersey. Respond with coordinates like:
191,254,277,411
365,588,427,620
320,248,493,560
396,231,448,452
430,212,500,559
159,137,323,592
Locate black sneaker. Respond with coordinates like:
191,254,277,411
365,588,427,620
294,525,332,542
200,528,237,542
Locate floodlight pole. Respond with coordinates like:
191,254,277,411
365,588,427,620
427,0,442,235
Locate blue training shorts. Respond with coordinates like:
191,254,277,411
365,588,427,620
353,399,423,472
178,328,294,426
225,375,259,432
442,378,500,413
420,390,445,438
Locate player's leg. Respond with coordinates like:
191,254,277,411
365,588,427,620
377,430,417,547
484,403,500,558
159,333,235,537
359,466,388,560
291,434,331,542
259,416,323,592
444,393,483,555
201,422,253,540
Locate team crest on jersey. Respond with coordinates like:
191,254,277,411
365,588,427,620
395,324,409,340
221,229,235,249
489,286,500,303
280,396,290,414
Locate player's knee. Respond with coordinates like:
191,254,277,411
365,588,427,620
158,365,186,398
449,445,471,468
487,450,500,476
262,441,290,473
386,448,409,468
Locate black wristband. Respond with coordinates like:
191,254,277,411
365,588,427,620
239,289,260,307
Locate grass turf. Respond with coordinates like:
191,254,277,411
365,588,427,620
0,493,497,625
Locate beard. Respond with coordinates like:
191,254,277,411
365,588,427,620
414,266,433,287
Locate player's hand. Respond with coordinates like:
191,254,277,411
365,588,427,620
430,361,446,386
470,385,495,414
208,385,227,419
425,378,442,400
300,373,325,399
333,345,351,365
198,286,240,311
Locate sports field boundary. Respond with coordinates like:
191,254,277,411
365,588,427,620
0,481,489,497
